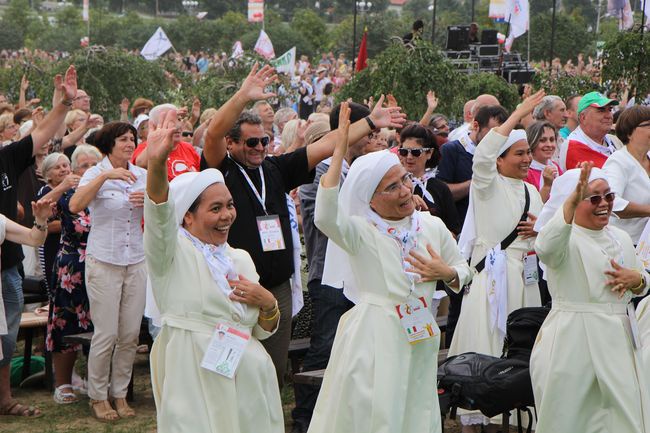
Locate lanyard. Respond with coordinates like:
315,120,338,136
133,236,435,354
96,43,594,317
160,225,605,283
232,158,267,215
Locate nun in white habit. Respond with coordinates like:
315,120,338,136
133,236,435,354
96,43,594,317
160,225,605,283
143,110,283,433
449,92,545,431
307,103,472,433
531,162,650,433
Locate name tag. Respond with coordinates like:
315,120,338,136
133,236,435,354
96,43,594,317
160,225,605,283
395,297,437,344
523,252,539,285
257,215,286,252
200,323,250,379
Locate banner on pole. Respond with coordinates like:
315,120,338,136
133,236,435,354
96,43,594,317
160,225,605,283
254,30,275,59
271,47,296,75
231,41,244,59
248,0,264,23
489,0,507,21
82,0,89,22
607,0,634,30
141,27,174,61
504,0,529,52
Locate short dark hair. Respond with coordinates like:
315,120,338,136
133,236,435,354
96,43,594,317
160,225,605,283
226,111,263,142
413,19,424,31
94,121,138,155
616,106,650,144
13,108,31,125
400,123,441,167
474,105,509,129
329,102,371,130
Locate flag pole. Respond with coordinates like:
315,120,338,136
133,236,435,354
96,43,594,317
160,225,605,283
352,4,358,73
549,0,557,74
498,14,511,77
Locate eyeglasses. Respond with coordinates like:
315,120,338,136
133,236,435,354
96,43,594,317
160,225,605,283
244,136,270,148
583,192,615,206
181,131,193,138
376,173,413,195
398,148,431,157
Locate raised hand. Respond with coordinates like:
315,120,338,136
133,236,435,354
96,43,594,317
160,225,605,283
386,94,398,108
334,101,351,158
147,108,178,165
238,63,277,102
120,97,130,114
21,75,30,91
369,94,407,129
426,90,438,111
60,65,78,102
406,244,456,283
31,198,55,223
31,106,44,126
563,161,592,224
191,97,201,120
516,89,546,117
605,260,645,298
85,114,103,129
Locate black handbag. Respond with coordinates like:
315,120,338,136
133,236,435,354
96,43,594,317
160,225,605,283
501,307,550,362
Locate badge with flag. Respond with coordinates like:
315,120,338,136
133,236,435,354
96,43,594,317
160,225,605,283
254,30,275,59
271,47,296,75
141,27,174,61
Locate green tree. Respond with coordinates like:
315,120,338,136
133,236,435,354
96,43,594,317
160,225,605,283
601,31,650,98
291,9,329,54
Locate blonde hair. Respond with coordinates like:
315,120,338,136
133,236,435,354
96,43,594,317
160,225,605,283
199,108,217,125
64,109,86,129
281,119,302,151
71,144,102,171
0,113,15,133
41,152,70,182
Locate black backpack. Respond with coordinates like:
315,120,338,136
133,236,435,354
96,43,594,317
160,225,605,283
437,352,534,418
501,307,550,362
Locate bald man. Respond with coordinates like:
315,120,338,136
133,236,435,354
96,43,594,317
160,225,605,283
448,99,475,142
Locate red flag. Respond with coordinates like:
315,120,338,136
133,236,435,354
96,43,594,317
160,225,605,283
356,29,368,72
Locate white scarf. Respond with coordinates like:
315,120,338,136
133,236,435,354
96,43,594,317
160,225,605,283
180,227,247,318
411,171,436,204
568,126,617,157
486,245,508,338
286,194,304,317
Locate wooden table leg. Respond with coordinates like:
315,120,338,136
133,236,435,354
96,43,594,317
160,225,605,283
21,329,34,381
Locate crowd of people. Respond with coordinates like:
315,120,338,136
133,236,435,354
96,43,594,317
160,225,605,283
1,54,650,433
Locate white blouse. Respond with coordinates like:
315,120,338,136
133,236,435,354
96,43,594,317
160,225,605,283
79,156,147,265
603,147,650,244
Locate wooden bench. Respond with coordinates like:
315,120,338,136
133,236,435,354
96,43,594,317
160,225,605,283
63,332,134,401
18,312,52,388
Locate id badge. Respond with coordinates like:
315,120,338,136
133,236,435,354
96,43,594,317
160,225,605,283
523,252,539,285
256,215,286,252
200,323,251,378
395,297,437,344
627,303,642,350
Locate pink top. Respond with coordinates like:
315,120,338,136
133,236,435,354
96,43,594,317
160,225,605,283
524,160,563,191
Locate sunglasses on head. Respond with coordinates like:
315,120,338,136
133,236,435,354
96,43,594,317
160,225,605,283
244,136,270,148
583,192,615,206
398,148,430,157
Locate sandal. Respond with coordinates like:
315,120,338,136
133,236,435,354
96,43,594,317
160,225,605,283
0,400,42,417
111,397,135,418
53,384,78,404
89,399,119,422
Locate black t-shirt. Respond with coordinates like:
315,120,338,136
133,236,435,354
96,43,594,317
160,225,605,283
437,140,474,224
0,135,35,270
17,164,45,227
414,177,462,235
201,147,314,289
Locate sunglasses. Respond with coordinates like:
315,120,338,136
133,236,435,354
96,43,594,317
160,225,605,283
244,136,270,148
181,131,193,138
398,148,431,157
583,192,615,206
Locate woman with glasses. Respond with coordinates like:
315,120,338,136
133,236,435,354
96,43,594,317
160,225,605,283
603,106,650,246
524,121,563,203
531,163,650,433
70,122,147,421
450,92,546,432
308,103,472,433
39,145,102,405
398,123,460,235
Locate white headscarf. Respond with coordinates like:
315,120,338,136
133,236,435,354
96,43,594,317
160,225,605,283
169,168,225,225
458,128,529,261
534,167,610,232
321,150,403,303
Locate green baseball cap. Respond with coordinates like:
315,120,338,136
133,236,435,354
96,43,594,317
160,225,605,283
577,91,619,114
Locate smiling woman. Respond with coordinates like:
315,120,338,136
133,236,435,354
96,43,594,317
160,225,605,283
525,121,563,202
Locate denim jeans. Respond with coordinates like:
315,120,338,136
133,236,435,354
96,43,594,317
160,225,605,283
292,280,354,426
1,266,24,366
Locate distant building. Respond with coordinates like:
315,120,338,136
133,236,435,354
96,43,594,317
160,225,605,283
388,0,409,15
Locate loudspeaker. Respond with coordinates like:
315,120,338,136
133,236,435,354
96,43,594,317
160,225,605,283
478,45,499,56
507,70,535,84
446,25,470,51
481,29,498,45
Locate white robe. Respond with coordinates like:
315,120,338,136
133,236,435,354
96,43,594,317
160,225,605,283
144,198,284,433
450,129,543,357
531,208,650,433
307,185,473,433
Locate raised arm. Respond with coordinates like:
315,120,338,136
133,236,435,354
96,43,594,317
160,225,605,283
39,174,80,204
202,63,277,168
61,114,102,150
494,90,545,138
419,90,438,126
306,94,407,170
31,66,78,156
4,199,53,247
146,109,178,204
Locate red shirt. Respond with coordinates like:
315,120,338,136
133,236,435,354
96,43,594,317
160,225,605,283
132,140,200,181
565,140,609,170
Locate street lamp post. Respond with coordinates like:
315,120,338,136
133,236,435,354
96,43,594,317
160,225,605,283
352,1,372,72
428,1,437,43
181,0,199,14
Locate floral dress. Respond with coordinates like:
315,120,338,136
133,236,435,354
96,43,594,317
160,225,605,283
46,189,93,353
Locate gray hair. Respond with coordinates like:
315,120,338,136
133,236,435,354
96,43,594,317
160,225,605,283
274,107,297,129
41,152,70,182
148,103,178,127
251,100,271,114
533,95,563,121
71,144,102,171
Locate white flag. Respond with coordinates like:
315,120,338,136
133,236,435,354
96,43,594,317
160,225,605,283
231,41,244,59
254,30,275,59
141,27,173,61
82,0,89,22
504,0,529,52
271,47,296,75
